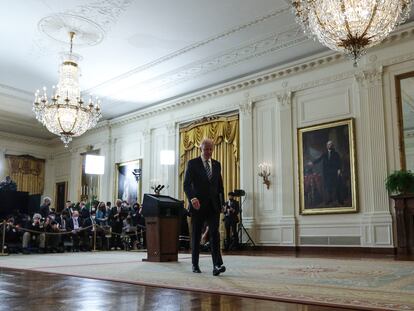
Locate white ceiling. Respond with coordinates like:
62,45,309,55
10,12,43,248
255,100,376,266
0,0,411,141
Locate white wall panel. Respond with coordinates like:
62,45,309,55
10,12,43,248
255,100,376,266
253,99,277,217
297,81,353,126
114,137,143,164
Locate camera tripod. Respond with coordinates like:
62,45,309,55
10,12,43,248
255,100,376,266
234,191,255,248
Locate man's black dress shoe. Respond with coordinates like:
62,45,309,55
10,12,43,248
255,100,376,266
213,265,226,276
192,265,201,273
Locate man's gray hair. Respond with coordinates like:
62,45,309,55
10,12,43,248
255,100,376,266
32,213,42,220
200,138,214,148
43,196,51,203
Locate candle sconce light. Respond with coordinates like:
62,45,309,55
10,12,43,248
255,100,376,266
258,162,271,189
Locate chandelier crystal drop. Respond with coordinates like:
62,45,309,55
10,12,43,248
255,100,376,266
292,0,412,66
33,32,102,147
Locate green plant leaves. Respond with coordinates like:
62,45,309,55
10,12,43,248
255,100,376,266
385,170,414,195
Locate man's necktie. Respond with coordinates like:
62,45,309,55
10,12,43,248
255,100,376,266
205,160,212,180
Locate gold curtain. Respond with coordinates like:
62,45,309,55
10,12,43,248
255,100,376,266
5,155,45,195
179,114,240,202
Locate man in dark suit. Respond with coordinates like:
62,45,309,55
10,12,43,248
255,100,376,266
39,196,52,219
311,140,343,205
66,210,83,251
184,138,226,276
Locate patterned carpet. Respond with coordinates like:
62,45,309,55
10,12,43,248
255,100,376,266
1,252,414,310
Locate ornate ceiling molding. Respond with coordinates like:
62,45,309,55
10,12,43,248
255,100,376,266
86,6,291,93
67,0,135,33
138,25,307,92
33,0,134,55
110,51,343,127
38,14,105,47
0,130,53,147
0,84,33,102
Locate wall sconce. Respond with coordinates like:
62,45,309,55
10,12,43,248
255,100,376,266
258,162,271,189
132,168,142,182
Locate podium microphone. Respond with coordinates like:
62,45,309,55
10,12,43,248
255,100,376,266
159,185,165,191
154,185,162,193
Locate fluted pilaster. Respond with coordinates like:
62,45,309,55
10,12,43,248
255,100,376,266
239,93,254,221
275,91,295,218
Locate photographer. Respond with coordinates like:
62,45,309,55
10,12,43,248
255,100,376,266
223,192,240,250
45,217,61,253
22,213,46,254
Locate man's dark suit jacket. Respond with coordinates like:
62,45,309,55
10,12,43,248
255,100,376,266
66,217,84,231
183,157,224,215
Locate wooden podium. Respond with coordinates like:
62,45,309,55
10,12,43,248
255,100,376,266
142,194,183,262
392,194,414,255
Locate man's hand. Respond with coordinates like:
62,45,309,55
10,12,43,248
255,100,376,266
191,198,200,210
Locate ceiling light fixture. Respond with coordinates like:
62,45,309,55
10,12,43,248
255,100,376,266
33,31,102,147
292,0,412,66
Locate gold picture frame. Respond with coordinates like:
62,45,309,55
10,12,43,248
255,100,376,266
115,159,142,204
298,118,358,215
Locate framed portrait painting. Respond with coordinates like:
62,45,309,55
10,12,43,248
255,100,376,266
115,159,142,205
298,118,357,215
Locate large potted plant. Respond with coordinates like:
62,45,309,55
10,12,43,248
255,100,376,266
385,170,414,196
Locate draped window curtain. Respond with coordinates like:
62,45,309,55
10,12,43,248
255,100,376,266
179,114,240,202
5,155,45,195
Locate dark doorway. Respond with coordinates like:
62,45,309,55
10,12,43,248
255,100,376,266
55,182,67,212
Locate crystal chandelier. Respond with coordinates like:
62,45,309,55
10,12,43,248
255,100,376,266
292,0,412,65
33,32,102,147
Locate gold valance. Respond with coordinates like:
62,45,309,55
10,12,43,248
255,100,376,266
5,154,45,195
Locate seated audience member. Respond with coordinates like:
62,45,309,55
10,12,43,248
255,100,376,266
122,200,131,212
81,209,97,251
60,210,70,230
58,209,71,248
96,201,108,226
5,216,21,253
22,213,46,254
106,201,112,212
0,176,17,191
122,215,137,250
45,218,61,253
66,211,83,251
